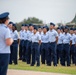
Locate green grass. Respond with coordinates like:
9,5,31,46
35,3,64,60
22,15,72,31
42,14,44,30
8,61,76,75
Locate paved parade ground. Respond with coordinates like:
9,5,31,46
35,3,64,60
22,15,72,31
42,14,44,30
7,69,70,75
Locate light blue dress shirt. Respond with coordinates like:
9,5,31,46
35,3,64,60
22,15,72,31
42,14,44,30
31,32,41,43
41,32,49,43
27,30,33,41
19,30,25,40
48,29,58,42
57,33,63,44
62,33,71,44
70,34,76,45
24,30,28,40
0,24,11,53
12,30,19,40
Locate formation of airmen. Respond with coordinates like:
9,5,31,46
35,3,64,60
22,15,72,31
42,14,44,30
1,12,76,75
8,22,76,67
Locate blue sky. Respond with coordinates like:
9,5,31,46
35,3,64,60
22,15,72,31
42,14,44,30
0,0,76,24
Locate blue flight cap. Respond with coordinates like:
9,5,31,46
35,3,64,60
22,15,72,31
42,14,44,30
64,26,69,29
60,26,65,30
57,27,61,30
29,23,33,27
38,26,41,28
0,12,9,19
38,26,43,29
8,21,13,25
25,24,29,27
70,28,74,30
42,26,47,29
22,24,25,26
43,26,49,31
50,22,55,26
34,26,38,30
13,23,16,27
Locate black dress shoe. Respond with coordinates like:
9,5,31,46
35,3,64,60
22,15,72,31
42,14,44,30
67,65,70,66
47,64,51,66
19,58,22,60
22,60,26,62
14,63,18,65
27,62,30,64
61,64,65,66
42,62,45,64
30,64,34,66
9,63,12,65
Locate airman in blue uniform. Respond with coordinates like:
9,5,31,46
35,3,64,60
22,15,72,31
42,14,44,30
74,34,76,66
74,28,76,65
38,26,43,59
19,24,25,60
41,26,49,65
57,27,63,65
62,26,71,66
8,22,14,64
10,24,19,65
70,28,76,65
0,12,13,75
23,24,29,62
31,26,41,66
48,22,58,66
26,24,34,64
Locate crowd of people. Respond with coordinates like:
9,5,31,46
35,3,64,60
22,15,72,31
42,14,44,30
0,12,76,75
8,21,76,67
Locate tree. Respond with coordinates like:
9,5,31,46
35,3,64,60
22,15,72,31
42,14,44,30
16,17,43,31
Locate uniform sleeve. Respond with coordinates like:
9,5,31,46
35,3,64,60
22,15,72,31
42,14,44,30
5,28,11,39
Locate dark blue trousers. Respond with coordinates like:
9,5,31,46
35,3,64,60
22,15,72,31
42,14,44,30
31,43,40,66
9,40,18,64
19,40,24,60
48,42,57,66
62,44,70,66
41,43,49,64
40,44,42,55
57,44,63,64
73,46,76,65
26,41,32,64
9,45,13,64
22,40,28,62
0,54,10,75
70,45,75,64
